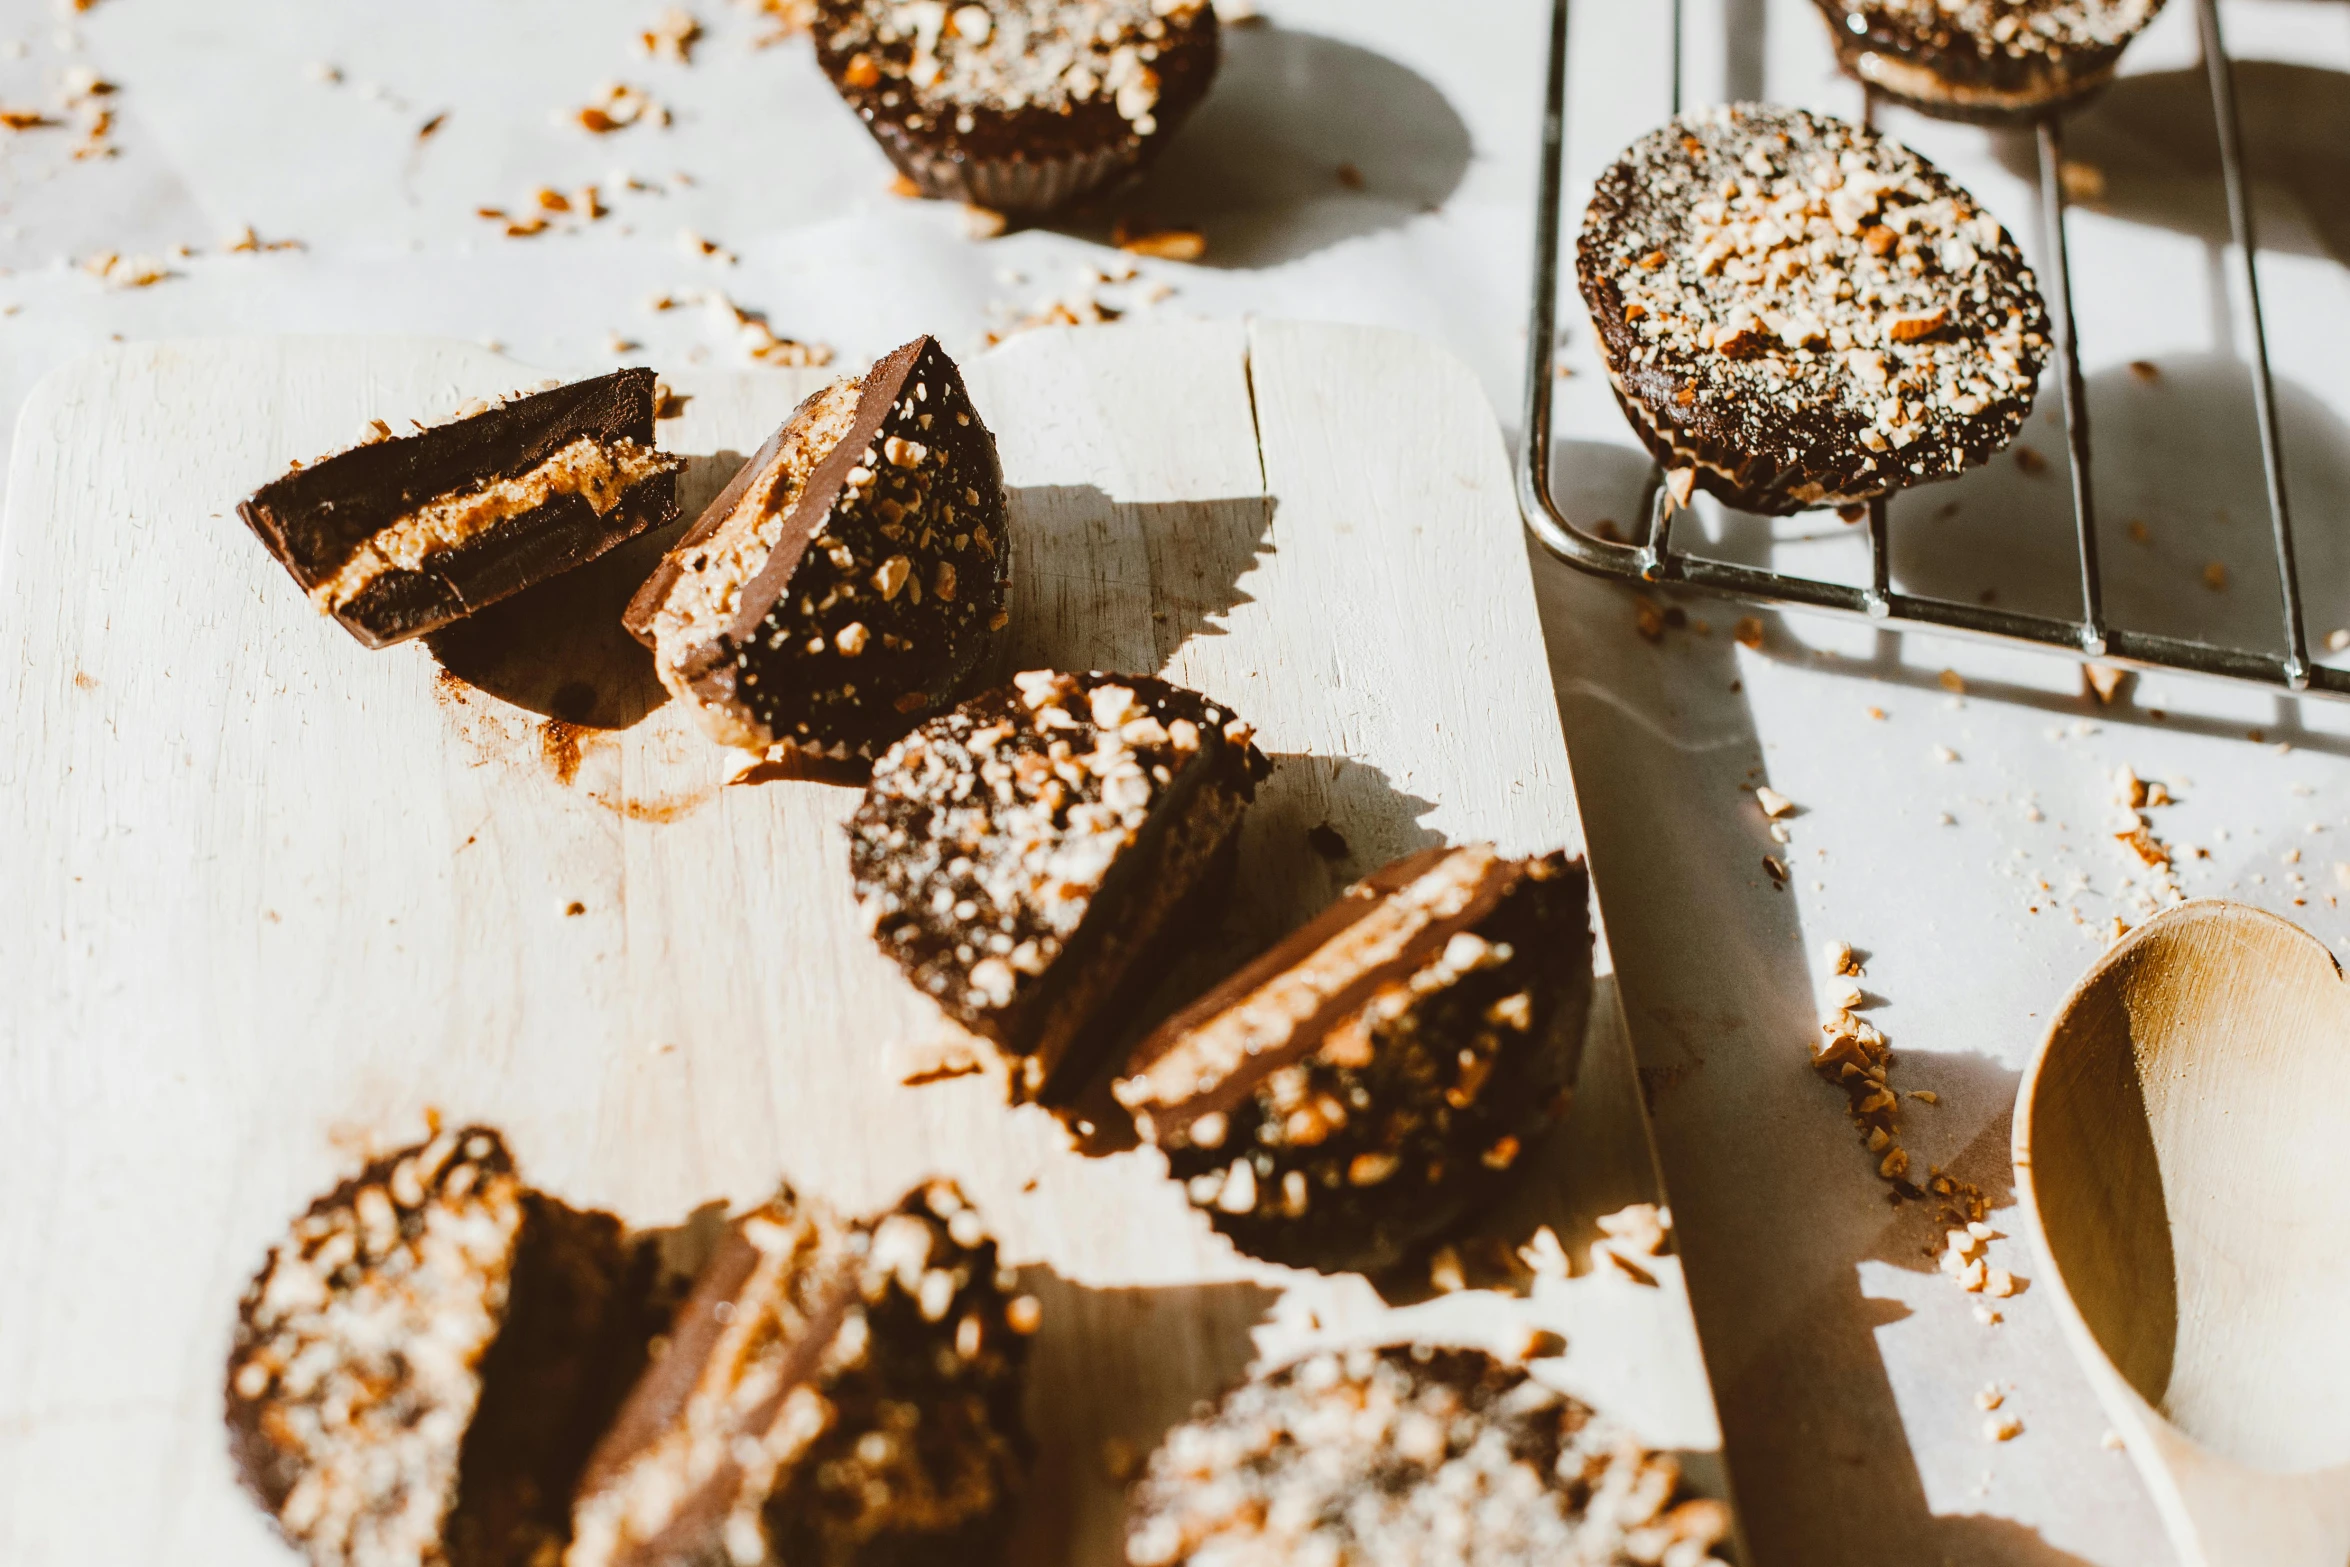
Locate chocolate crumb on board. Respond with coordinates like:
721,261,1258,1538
239,369,682,649
811,0,1222,215
1811,0,2167,124
626,335,1007,761
567,1180,1033,1567
1123,1345,1733,1567
1578,104,2048,516
1115,844,1593,1276
224,1128,669,1567
849,671,1269,1109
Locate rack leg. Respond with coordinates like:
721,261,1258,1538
2197,0,2308,688
1864,496,1892,618
2034,117,2107,659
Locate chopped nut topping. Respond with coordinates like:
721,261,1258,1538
1125,1346,1732,1567
1582,105,2048,511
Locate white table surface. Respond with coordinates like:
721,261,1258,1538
7,1,2350,1563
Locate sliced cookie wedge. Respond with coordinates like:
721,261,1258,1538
1813,0,2166,123
224,1127,666,1567
1578,104,2049,515
567,1181,1035,1567
240,369,682,648
626,336,1010,760
1124,1345,1734,1567
1114,845,1593,1275
849,670,1270,1107
812,0,1222,216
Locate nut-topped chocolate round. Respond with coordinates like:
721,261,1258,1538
1123,1345,1735,1567
849,670,1269,1109
1578,104,2050,516
813,0,1222,215
1813,0,2167,122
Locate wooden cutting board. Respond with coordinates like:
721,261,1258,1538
0,320,1734,1564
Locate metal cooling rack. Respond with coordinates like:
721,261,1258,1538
1516,0,2337,697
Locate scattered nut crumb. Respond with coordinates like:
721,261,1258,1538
2014,445,2047,476
962,203,1007,240
1733,616,1765,649
1116,225,1206,261
1428,1246,1467,1294
1938,669,1965,693
1755,785,1796,818
640,7,702,61
2081,663,2126,704
1516,1225,1570,1279
2202,561,2228,592
1984,1413,2023,1442
2058,158,2104,203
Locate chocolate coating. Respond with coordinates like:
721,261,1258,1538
225,1128,663,1567
812,0,1220,214
1813,0,2166,123
568,1181,1033,1567
1117,845,1593,1276
240,369,681,649
626,336,1009,759
1578,104,2049,515
1124,1345,1734,1567
848,671,1268,1106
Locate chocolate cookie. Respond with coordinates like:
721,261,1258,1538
241,369,682,648
812,0,1221,215
849,670,1269,1107
1578,104,2049,515
567,1180,1035,1567
1813,0,2167,122
224,1128,666,1567
1114,845,1593,1275
1123,1345,1734,1567
625,336,1009,760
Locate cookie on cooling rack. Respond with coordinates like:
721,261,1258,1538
1577,103,2050,516
1123,1344,1734,1567
849,670,1269,1108
1114,844,1593,1276
567,1180,1035,1567
812,0,1222,215
224,1127,667,1567
1812,0,2167,122
625,335,1010,761
240,369,683,649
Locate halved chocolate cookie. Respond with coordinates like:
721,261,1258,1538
1814,0,2167,123
849,671,1269,1107
811,0,1221,215
1124,1345,1734,1567
625,336,1009,760
1114,845,1593,1275
241,369,682,648
567,1181,1035,1567
224,1128,665,1567
1578,104,2049,515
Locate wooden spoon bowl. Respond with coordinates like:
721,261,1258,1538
2016,900,2350,1567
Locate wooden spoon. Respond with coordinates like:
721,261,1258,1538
2015,900,2350,1567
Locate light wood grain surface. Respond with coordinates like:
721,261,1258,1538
0,321,1729,1565
2018,900,2350,1567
